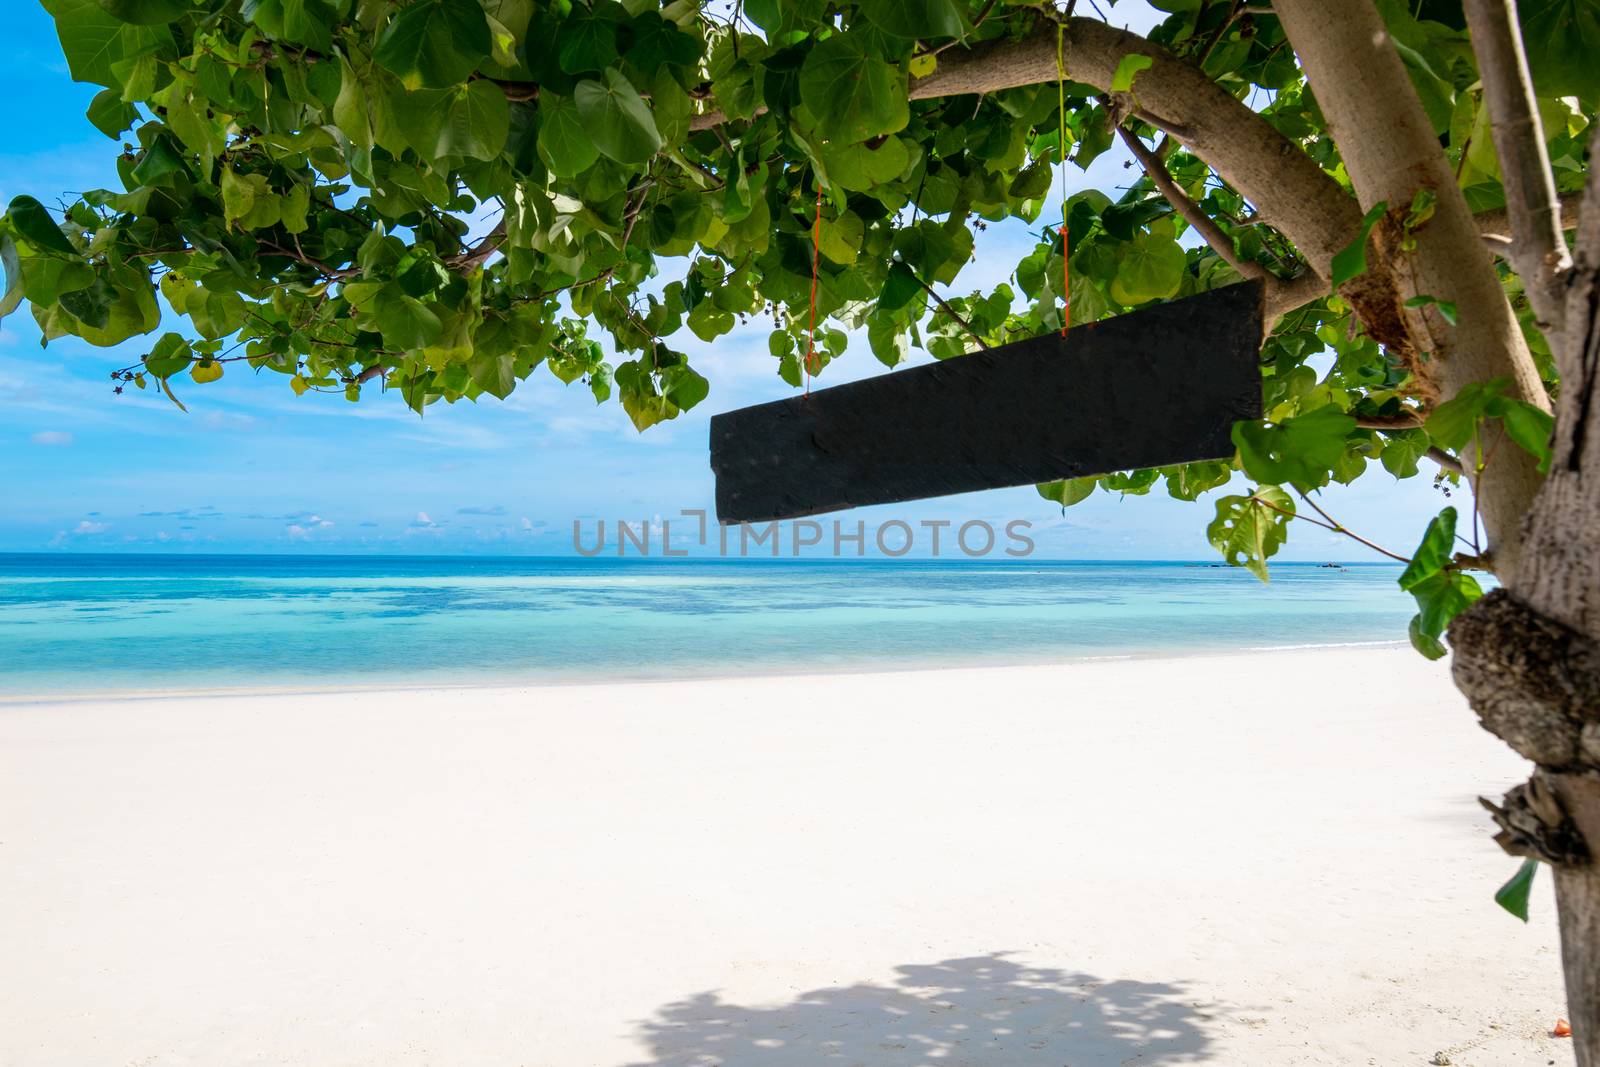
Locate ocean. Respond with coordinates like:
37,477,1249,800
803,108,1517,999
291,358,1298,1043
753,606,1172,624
0,554,1417,698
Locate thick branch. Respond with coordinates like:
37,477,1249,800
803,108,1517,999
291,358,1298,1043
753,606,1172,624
910,20,1363,289
1275,0,1548,583
1464,0,1572,331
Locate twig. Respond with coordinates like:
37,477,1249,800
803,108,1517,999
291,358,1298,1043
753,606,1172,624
913,273,991,350
1115,123,1264,280
1253,492,1412,563
258,239,357,281
930,0,1002,57
1354,412,1424,429
1463,0,1571,331
445,219,507,271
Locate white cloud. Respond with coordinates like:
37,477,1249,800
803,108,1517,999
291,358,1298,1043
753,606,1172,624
30,430,72,446
73,520,109,535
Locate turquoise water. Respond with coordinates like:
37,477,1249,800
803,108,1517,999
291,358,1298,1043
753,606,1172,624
0,554,1415,697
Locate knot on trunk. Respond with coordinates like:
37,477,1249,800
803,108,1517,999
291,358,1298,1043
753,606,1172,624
1448,588,1600,768
1480,774,1589,864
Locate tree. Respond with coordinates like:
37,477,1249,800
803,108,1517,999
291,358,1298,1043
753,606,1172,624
3,0,1599,1056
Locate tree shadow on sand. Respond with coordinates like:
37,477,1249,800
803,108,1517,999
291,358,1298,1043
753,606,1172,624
624,953,1214,1066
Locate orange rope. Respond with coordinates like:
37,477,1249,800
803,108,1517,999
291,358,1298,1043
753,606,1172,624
804,184,822,396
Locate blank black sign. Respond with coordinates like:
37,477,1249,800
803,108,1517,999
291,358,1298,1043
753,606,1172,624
710,279,1264,524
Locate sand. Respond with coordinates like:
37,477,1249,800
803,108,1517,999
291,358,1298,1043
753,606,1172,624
0,649,1576,1066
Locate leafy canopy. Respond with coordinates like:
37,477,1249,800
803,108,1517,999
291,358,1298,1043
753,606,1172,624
1,0,1593,592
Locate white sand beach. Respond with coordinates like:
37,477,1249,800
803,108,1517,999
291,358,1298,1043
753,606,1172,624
0,648,1575,1066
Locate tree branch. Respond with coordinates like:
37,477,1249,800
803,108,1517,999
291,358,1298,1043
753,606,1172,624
1474,190,1584,246
444,219,507,271
913,274,991,350
1464,0,1572,331
1114,122,1264,281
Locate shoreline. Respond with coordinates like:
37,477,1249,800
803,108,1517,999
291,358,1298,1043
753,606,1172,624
0,637,1409,706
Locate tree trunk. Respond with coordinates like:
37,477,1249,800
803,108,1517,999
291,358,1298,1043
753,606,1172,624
1275,2,1600,1060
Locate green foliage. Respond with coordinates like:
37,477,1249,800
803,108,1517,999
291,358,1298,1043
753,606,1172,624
373,0,491,90
1495,858,1539,922
1110,54,1153,92
0,0,1584,618
1037,477,1096,507
1208,486,1294,582
1427,378,1556,472
1519,0,1600,97
1233,406,1358,490
1398,507,1484,659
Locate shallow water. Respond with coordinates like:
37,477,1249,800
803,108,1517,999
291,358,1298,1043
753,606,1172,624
0,554,1415,697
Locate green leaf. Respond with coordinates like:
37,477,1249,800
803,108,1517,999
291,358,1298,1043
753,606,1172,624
402,82,511,160
6,196,76,255
1111,53,1154,92
1108,230,1184,304
857,0,964,40
374,0,491,90
624,12,699,71
817,210,863,266
98,0,192,23
880,261,921,313
663,363,709,410
1500,399,1555,472
220,168,281,230
557,5,619,74
160,376,188,412
1495,858,1539,922
1038,477,1096,507
373,287,443,350
866,312,908,367
58,274,115,329
1398,506,1483,650
42,0,169,88
1408,615,1447,659
86,88,138,138
143,332,192,378
574,70,660,164
537,90,601,176
1233,406,1358,489
1520,0,1600,97
799,34,909,144
1330,201,1387,287
0,236,22,319
1426,379,1504,452
1378,428,1430,479
1208,486,1293,582
470,350,517,398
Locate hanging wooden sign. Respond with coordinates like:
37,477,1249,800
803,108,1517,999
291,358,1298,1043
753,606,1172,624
710,279,1264,524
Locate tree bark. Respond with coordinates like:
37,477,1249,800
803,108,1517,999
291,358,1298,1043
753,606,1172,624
1499,130,1600,1067
1450,6,1600,1060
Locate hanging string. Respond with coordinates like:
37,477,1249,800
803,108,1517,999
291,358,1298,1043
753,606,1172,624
1056,21,1071,338
805,182,822,397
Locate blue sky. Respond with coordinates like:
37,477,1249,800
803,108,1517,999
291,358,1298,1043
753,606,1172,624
0,2,1461,560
